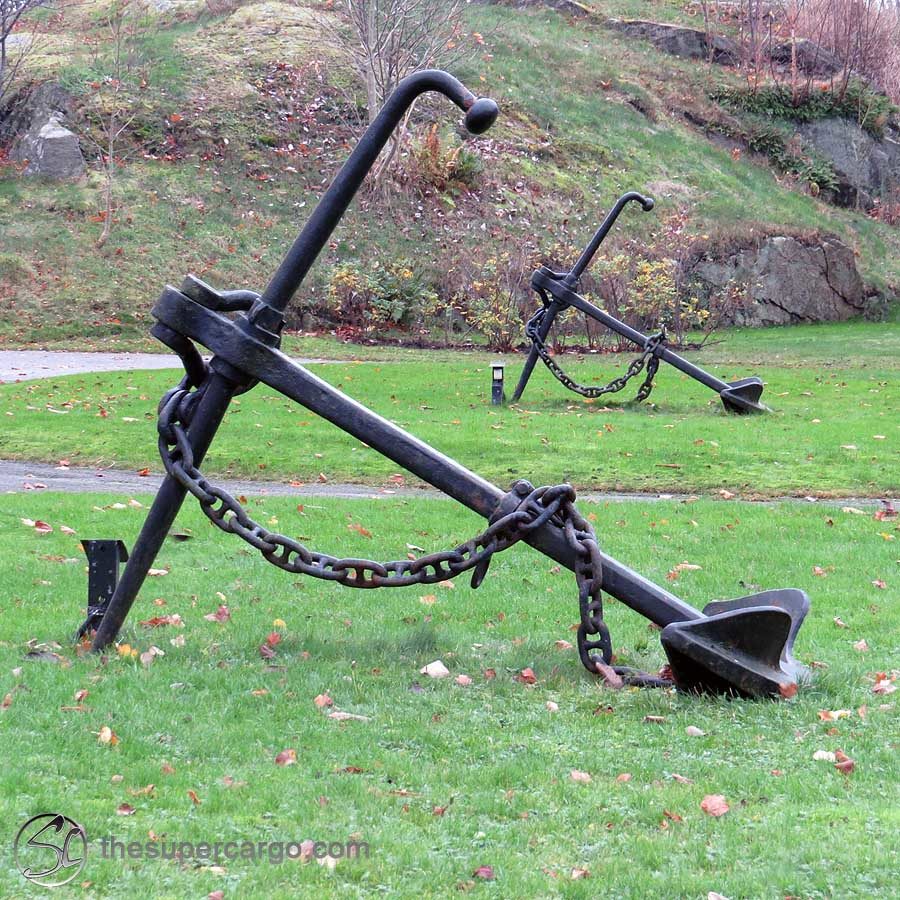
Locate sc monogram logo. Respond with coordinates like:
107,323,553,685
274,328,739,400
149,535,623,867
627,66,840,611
14,813,87,888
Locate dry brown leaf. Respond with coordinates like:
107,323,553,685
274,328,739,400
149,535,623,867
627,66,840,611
187,789,201,805
516,667,537,685
98,725,119,746
615,773,632,782
570,770,592,784
203,604,231,623
455,674,473,686
116,803,136,816
275,748,297,766
473,865,494,880
700,794,729,817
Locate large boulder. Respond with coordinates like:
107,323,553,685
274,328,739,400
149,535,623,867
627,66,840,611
609,20,739,65
769,39,844,78
797,117,900,209
4,82,85,179
687,234,869,326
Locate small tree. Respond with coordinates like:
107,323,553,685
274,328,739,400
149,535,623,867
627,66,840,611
0,0,49,106
81,0,146,248
325,0,470,184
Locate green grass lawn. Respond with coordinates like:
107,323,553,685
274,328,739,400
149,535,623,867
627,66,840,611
0,492,897,898
0,320,896,497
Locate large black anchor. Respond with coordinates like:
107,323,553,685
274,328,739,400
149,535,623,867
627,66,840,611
80,71,808,698
511,192,768,414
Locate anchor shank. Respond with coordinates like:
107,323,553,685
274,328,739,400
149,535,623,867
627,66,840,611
563,292,731,394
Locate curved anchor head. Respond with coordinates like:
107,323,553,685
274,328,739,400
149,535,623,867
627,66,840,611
464,98,500,134
660,588,811,698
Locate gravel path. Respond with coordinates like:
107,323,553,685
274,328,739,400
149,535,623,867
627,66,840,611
0,459,888,507
0,350,332,383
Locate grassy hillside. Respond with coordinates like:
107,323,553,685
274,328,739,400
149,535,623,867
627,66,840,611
0,0,898,348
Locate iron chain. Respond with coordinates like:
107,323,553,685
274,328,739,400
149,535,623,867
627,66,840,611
524,295,665,402
156,376,615,672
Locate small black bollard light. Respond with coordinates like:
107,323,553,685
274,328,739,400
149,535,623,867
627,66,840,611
491,363,505,405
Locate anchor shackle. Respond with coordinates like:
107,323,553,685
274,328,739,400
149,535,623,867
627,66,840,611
254,70,499,322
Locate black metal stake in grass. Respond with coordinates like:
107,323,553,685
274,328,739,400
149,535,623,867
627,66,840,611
85,71,809,699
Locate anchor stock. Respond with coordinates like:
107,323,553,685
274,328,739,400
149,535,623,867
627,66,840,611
81,71,809,698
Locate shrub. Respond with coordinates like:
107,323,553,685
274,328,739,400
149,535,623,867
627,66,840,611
324,259,438,336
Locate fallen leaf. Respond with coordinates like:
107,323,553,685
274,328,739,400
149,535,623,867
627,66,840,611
455,674,472,686
666,562,702,581
170,634,185,648
419,594,437,605
779,682,798,699
685,725,706,737
259,643,276,659
483,668,496,680
718,490,735,500
570,867,590,879
671,773,693,784
98,725,119,746
129,784,155,797
314,693,334,708
615,773,632,782
554,640,573,651
1,692,13,711
813,749,836,762
187,789,201,805
348,522,372,538
834,750,855,774
700,794,729,817
140,646,164,667
833,617,849,629
204,604,231,623
275,748,297,766
664,809,683,823
872,677,896,695
140,614,184,628
116,803,136,816
473,865,494,880
420,660,450,679
516,667,538,685
328,710,370,722
545,701,559,713
161,762,175,775
853,639,869,652
818,709,852,721
871,580,886,590
147,568,169,577
643,715,666,724
593,661,624,689
570,770,592,784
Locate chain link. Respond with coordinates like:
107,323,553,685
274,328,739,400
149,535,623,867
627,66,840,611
524,294,666,402
156,376,616,672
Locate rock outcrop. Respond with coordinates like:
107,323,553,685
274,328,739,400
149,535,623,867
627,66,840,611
687,234,869,326
797,118,900,209
609,20,739,65
769,39,844,78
